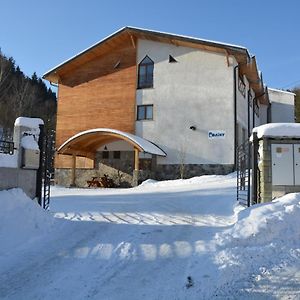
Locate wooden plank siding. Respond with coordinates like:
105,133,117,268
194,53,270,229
55,37,137,168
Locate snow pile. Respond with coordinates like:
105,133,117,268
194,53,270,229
217,193,300,247
210,193,300,297
0,188,57,254
21,135,39,150
139,173,236,189
252,123,300,139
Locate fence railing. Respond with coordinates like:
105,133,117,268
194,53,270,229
236,140,251,206
0,140,14,155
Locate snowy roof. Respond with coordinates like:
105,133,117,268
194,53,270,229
268,88,296,96
58,128,166,157
252,123,300,140
14,117,44,128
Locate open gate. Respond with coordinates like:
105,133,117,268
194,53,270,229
36,125,55,210
236,140,251,206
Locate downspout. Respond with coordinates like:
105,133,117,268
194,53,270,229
233,65,238,169
233,59,251,169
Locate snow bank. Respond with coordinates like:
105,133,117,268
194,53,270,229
0,189,57,254
138,173,236,189
252,123,300,140
210,193,300,297
217,193,300,247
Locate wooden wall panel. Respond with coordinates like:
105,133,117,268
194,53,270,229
55,38,137,168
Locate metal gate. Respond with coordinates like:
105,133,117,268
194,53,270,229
236,140,251,206
36,125,55,210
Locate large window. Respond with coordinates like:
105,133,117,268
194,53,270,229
138,56,154,89
137,105,153,120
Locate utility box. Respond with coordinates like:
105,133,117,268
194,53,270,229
21,147,40,170
251,123,300,203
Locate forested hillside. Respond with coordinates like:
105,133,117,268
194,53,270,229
0,50,56,138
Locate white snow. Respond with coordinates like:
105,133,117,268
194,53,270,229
0,174,299,299
58,128,166,156
0,189,57,255
14,117,44,128
268,87,296,96
20,135,39,150
252,123,300,140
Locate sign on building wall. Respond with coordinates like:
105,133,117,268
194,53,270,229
208,130,226,139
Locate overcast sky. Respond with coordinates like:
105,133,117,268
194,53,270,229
1,0,300,90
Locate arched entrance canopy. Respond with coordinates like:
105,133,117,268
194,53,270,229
57,128,166,158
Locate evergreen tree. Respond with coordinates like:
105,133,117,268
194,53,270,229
0,50,56,137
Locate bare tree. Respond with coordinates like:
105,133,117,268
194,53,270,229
178,142,187,179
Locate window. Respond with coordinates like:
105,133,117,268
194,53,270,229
113,151,120,159
169,55,177,63
102,151,109,159
138,56,154,89
137,105,153,120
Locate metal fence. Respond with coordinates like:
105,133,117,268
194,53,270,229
236,140,251,206
0,139,14,155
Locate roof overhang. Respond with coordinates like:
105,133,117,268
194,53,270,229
43,26,251,84
57,128,166,158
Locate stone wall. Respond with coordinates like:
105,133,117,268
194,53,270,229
55,161,234,187
258,138,272,203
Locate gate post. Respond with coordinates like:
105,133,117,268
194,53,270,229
36,124,45,206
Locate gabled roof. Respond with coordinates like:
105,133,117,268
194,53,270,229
43,26,268,103
43,26,251,82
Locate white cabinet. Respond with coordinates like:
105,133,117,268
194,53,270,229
271,144,294,185
294,144,300,185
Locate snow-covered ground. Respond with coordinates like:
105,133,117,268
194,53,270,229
0,174,299,299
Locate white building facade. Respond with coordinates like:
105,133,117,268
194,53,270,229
43,27,295,185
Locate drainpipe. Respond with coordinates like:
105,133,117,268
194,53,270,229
233,64,238,169
233,59,250,169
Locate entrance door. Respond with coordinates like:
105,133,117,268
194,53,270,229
271,144,294,185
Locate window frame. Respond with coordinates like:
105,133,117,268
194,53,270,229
102,151,109,159
137,104,153,121
137,55,154,89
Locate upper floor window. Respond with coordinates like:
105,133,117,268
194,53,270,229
138,56,154,89
137,104,153,120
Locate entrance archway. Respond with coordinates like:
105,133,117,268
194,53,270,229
57,128,166,186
